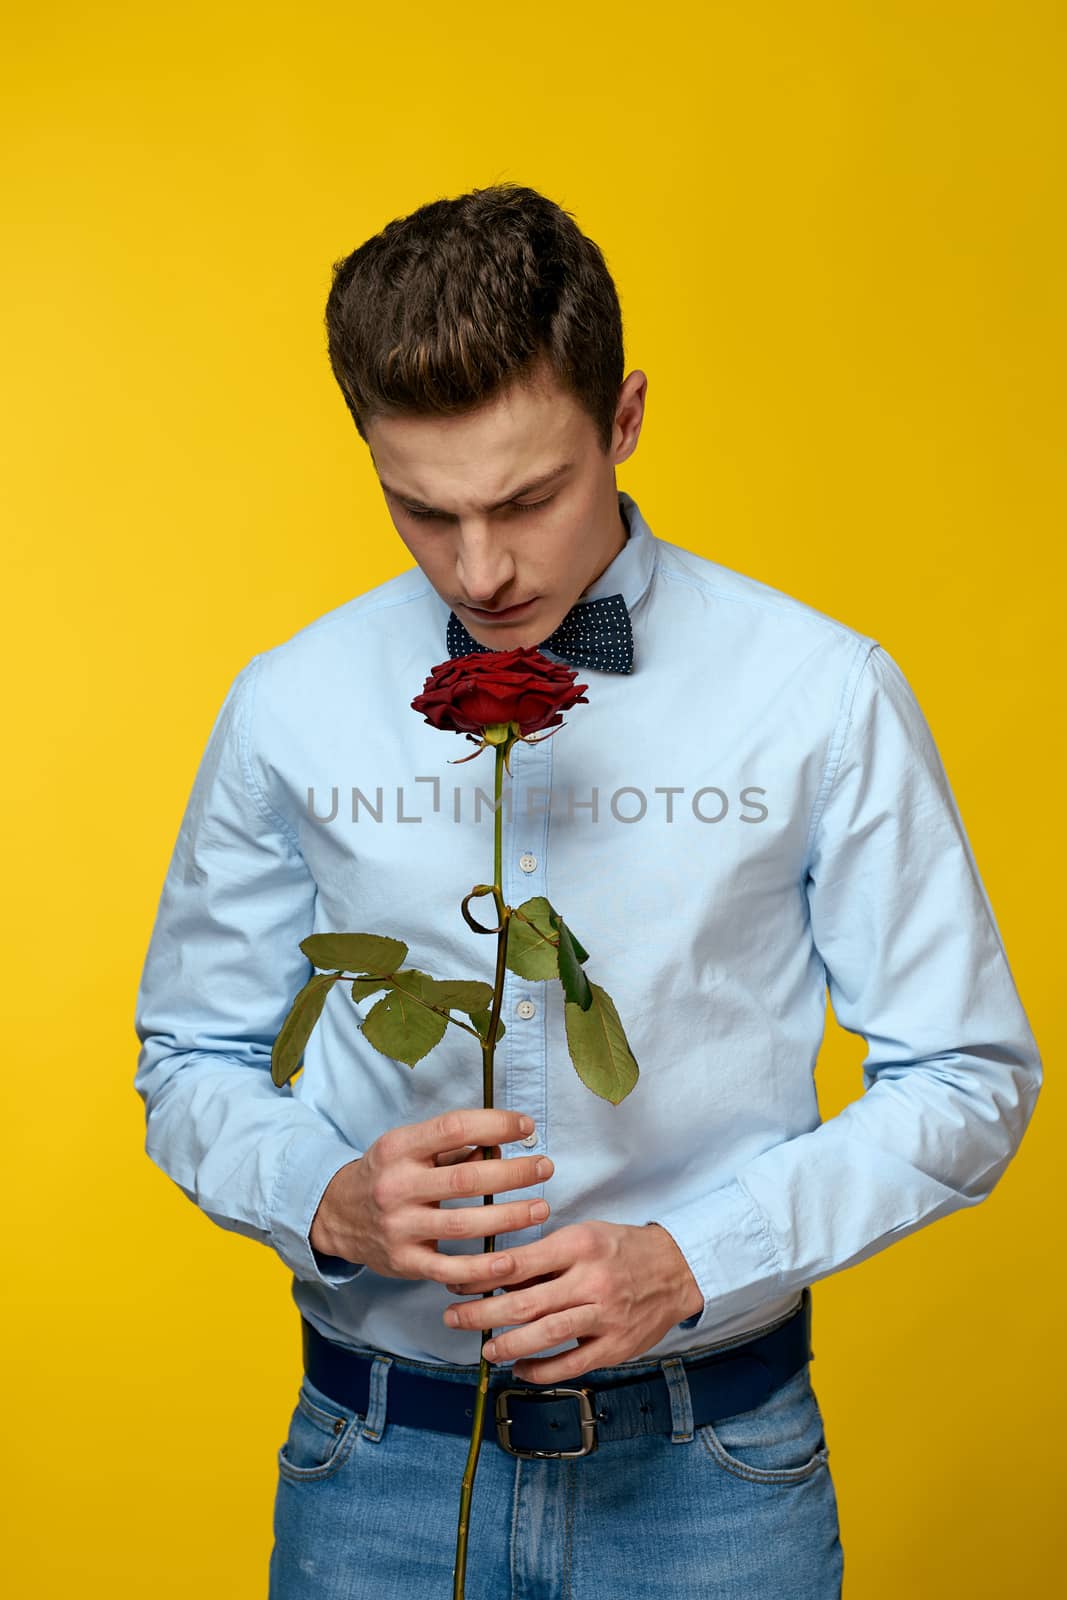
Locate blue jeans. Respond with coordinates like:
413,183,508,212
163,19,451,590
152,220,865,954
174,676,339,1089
269,1336,844,1599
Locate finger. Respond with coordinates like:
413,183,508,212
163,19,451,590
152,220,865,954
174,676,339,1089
481,1305,599,1366
414,1153,553,1204
434,1144,502,1166
445,1271,556,1296
418,1247,544,1289
440,1232,567,1290
419,1195,550,1241
511,1338,614,1386
465,1143,502,1162
388,1109,536,1162
444,1279,564,1333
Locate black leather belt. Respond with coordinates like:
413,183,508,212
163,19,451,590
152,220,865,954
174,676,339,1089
300,1287,812,1459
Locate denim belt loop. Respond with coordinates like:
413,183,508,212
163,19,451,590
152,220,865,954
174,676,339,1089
360,1353,393,1442
659,1356,695,1443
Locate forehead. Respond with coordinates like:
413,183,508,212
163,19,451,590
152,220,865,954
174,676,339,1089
365,366,596,507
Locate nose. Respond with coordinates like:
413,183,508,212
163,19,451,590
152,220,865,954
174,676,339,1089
455,520,516,606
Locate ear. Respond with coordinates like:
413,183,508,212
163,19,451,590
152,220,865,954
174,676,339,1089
610,369,648,465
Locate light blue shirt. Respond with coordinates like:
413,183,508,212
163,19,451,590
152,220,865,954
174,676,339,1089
133,491,1042,1364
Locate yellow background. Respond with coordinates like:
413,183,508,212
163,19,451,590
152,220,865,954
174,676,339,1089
3,1,1062,1593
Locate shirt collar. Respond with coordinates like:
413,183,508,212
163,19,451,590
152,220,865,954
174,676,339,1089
424,488,658,650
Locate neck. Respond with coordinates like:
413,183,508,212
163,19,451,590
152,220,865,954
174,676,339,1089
579,496,629,598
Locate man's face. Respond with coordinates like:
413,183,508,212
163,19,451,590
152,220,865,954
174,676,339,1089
364,361,647,650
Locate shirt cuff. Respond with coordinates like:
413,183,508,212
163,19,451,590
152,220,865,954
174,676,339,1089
646,1176,782,1326
269,1130,368,1288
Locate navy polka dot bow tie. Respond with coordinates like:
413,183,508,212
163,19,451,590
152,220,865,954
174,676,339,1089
446,592,634,674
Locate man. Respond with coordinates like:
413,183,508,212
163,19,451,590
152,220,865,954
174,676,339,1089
134,184,1042,1598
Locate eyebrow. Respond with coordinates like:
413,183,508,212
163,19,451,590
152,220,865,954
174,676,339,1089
380,461,575,516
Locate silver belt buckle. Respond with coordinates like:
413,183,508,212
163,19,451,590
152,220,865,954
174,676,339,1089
494,1385,599,1458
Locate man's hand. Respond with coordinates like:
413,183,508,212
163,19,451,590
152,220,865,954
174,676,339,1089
441,1220,705,1383
309,1108,554,1283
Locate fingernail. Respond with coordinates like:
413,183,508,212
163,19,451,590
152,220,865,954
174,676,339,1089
535,1157,551,1178
491,1255,511,1276
519,1115,534,1134
445,1309,460,1327
531,1200,549,1220
483,1341,497,1360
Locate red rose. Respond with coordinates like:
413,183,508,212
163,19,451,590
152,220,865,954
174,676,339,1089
411,647,589,739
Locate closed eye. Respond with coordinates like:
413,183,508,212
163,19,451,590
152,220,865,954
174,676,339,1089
402,495,555,522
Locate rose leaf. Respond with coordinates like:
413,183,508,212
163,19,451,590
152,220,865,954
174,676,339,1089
505,897,559,981
553,915,593,1010
424,978,495,1015
359,968,449,1067
271,972,339,1087
544,902,590,966
300,932,408,974
563,982,640,1105
469,1007,506,1042
351,976,392,1002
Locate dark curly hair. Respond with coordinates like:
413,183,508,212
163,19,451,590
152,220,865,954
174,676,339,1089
324,184,625,451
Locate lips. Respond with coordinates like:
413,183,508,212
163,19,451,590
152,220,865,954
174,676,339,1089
464,597,538,619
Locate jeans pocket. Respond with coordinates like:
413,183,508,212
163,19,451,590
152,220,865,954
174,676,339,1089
696,1363,830,1485
277,1375,363,1484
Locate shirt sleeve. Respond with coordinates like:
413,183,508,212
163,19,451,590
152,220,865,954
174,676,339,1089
649,642,1042,1328
133,654,366,1289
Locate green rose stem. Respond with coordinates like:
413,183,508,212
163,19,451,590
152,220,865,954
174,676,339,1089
271,667,641,1594
453,736,509,1600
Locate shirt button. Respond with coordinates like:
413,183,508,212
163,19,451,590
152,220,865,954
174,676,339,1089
520,1131,538,1148
519,852,538,873
515,998,536,1020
